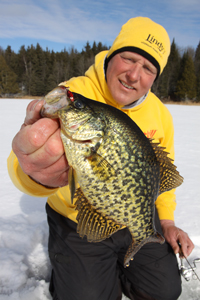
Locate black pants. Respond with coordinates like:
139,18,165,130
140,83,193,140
46,204,181,300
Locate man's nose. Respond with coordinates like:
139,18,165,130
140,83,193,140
126,64,141,82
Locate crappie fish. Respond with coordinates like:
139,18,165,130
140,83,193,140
41,86,183,267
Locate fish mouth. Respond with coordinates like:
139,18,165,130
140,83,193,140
119,80,135,90
68,121,85,132
65,134,103,155
41,100,68,117
63,128,102,147
73,136,102,146
60,118,103,150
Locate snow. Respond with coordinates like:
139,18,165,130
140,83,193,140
0,99,200,299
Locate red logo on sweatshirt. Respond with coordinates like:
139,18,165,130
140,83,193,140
144,130,157,139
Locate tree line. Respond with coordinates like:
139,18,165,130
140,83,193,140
0,39,200,102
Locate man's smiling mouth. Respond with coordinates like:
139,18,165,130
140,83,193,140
119,80,135,90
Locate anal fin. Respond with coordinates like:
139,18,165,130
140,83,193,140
74,188,123,242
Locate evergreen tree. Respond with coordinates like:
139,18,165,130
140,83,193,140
152,65,169,99
92,41,97,55
0,55,19,95
4,46,21,88
24,45,36,95
83,41,92,58
4,46,18,73
97,41,108,52
18,45,31,94
194,41,200,101
175,51,197,100
15,46,24,91
167,40,181,99
30,43,47,96
152,39,180,100
0,46,4,56
0,40,198,100
45,50,58,93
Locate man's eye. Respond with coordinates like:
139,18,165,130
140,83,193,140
144,66,156,74
122,56,135,63
121,55,130,60
144,66,150,71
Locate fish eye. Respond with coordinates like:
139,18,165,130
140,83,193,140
73,99,85,109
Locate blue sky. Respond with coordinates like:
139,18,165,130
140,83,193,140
0,0,199,53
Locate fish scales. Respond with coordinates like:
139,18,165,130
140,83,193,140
41,87,183,267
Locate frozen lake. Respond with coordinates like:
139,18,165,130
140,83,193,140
0,99,200,299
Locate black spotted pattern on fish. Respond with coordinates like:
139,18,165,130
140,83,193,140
41,88,184,267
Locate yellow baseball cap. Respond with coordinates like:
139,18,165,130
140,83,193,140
105,17,171,77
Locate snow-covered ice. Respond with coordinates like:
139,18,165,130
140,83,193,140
0,99,200,299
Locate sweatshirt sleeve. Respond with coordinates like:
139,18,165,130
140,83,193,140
7,150,59,197
155,105,177,221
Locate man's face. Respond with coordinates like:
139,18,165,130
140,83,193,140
106,51,157,106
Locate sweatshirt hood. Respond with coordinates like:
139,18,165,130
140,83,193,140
105,17,170,78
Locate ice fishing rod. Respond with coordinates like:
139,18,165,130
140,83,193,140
179,244,200,282
180,256,200,282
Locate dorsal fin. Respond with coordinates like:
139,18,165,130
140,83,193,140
150,141,184,194
74,188,123,242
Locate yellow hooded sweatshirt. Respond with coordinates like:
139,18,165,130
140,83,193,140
7,17,176,222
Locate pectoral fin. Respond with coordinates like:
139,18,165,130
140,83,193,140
68,167,77,204
88,153,116,181
74,188,123,242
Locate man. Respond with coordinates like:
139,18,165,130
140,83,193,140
8,17,194,300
